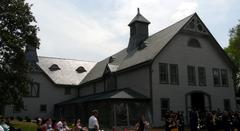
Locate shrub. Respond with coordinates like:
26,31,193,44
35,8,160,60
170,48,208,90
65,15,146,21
25,116,31,122
16,116,23,121
10,116,14,121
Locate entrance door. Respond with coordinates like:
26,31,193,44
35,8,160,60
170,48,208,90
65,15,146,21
191,92,205,112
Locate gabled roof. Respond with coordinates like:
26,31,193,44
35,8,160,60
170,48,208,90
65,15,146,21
37,56,96,86
56,88,149,106
81,13,194,84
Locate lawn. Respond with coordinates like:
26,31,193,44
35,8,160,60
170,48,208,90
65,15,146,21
10,121,37,131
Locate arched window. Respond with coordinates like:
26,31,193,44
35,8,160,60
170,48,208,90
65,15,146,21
188,38,201,48
49,64,60,71
76,66,86,73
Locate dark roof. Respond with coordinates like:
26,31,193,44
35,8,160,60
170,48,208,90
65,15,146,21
81,13,194,84
81,57,110,83
56,88,149,106
37,56,96,85
128,12,150,26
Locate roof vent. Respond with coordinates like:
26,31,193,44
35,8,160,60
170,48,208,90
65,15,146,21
49,64,60,71
76,66,86,73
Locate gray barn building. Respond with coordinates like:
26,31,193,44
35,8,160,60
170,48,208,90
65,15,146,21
5,11,237,127
55,12,237,127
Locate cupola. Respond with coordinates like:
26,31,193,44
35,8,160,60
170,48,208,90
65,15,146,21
25,44,38,62
127,8,150,52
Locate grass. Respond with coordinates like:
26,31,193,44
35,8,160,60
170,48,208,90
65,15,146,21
10,121,37,131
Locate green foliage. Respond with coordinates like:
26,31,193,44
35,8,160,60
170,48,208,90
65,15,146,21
225,20,240,96
0,0,40,112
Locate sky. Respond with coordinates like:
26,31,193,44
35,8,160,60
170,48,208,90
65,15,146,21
27,0,240,62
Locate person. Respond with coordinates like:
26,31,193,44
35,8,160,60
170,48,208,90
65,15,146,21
88,110,99,131
62,120,71,131
56,118,71,131
42,118,53,131
72,119,82,131
135,115,149,131
165,112,171,131
190,109,198,131
176,112,184,131
36,118,43,131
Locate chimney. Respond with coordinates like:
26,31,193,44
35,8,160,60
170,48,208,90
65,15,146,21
127,8,150,52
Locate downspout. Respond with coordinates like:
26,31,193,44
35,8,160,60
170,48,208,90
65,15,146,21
149,62,153,124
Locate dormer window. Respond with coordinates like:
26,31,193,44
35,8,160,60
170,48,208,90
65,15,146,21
109,56,116,63
49,64,60,71
188,38,201,48
76,66,86,73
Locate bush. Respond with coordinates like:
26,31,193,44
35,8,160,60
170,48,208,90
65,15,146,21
25,116,31,122
10,116,15,121
16,116,23,121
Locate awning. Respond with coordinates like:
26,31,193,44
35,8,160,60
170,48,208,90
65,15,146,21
56,88,149,106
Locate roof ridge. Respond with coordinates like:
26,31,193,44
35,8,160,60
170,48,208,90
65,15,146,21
148,13,195,39
38,56,96,63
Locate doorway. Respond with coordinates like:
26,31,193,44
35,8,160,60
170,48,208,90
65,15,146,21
191,92,205,112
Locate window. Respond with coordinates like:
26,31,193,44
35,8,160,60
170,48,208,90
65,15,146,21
40,104,47,113
188,38,201,48
170,64,179,84
49,64,60,71
224,99,231,111
188,66,196,86
64,88,71,95
159,63,168,84
161,98,170,119
25,82,40,97
198,67,206,86
213,68,220,87
76,66,86,73
221,69,228,87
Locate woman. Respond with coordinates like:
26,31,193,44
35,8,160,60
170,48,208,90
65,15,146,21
72,119,82,131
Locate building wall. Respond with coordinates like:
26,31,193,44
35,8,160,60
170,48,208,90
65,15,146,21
95,81,105,93
151,33,236,126
79,84,94,97
5,72,78,119
117,66,151,97
79,80,105,97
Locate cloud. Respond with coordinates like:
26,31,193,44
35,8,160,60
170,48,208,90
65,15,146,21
27,0,239,61
172,1,198,21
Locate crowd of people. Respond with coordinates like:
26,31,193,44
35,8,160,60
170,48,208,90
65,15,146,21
36,110,99,131
165,111,184,131
165,110,240,131
0,110,100,131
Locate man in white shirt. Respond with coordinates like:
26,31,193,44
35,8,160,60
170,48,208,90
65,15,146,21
88,110,99,131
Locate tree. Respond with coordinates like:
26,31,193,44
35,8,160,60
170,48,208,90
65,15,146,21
0,0,40,114
224,20,240,96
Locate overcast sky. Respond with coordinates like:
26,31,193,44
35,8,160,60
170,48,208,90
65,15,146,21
27,0,240,62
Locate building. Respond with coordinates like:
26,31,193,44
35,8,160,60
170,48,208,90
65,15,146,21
5,53,96,119
5,10,237,127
